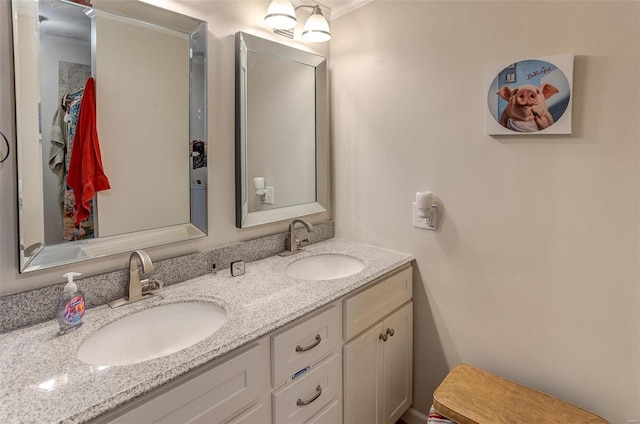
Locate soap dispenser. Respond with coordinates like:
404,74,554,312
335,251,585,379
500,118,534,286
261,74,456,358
56,272,85,335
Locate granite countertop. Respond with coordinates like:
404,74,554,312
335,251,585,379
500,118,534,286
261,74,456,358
0,239,413,424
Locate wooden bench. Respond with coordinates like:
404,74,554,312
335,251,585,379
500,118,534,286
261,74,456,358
433,363,609,424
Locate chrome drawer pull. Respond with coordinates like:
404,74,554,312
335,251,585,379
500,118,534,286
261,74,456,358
296,334,321,352
296,385,322,406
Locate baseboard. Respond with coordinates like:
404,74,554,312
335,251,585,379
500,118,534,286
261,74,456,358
401,407,428,424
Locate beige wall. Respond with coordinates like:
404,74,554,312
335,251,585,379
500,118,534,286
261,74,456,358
0,1,329,294
330,1,639,422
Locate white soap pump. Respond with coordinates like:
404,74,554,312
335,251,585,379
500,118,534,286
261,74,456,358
56,272,85,335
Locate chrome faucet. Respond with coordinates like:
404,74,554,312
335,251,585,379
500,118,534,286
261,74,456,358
282,218,314,256
127,250,154,301
109,250,162,308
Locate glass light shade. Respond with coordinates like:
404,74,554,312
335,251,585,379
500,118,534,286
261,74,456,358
264,0,297,30
302,7,331,42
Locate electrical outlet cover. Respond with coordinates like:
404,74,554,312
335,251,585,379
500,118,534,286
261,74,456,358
262,187,275,205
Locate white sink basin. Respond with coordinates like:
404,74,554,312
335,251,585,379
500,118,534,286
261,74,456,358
285,254,365,280
77,302,226,366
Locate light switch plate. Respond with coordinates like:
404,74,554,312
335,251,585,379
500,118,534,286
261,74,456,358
231,260,245,276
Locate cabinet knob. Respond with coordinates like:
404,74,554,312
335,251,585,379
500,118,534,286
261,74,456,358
296,334,321,353
386,328,394,337
379,333,388,342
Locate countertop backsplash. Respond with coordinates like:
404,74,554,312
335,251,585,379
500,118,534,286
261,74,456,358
0,221,334,333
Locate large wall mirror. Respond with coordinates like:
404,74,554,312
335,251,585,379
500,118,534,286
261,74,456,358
12,0,208,273
235,32,329,228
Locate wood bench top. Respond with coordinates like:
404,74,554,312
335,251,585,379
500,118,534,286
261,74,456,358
433,363,609,424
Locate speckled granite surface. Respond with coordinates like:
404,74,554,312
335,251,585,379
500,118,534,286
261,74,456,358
0,238,413,424
0,221,334,333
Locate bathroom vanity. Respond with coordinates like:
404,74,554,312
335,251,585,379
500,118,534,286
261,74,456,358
0,239,413,424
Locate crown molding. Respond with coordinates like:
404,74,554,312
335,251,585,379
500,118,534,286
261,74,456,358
319,0,372,20
291,0,372,21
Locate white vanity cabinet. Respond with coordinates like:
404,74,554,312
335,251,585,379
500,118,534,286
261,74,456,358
343,266,413,424
270,303,344,424
92,340,271,424
92,264,413,424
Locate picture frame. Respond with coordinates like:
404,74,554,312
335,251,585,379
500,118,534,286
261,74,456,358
486,53,574,135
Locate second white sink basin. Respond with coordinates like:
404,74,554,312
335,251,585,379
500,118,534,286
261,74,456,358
77,302,226,366
285,254,365,280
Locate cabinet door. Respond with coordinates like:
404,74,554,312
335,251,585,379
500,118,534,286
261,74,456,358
383,302,413,424
306,399,342,424
102,340,269,424
223,399,270,424
343,322,384,424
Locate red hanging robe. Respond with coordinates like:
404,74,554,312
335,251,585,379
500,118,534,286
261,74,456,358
67,77,111,225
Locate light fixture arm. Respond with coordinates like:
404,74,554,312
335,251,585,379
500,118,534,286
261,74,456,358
295,5,326,20
295,5,319,12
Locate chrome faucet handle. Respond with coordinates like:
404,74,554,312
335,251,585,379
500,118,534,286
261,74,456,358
142,279,164,294
298,234,311,247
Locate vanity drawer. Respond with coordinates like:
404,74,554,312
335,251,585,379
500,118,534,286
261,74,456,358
271,303,341,386
344,265,412,341
102,340,269,424
272,352,342,424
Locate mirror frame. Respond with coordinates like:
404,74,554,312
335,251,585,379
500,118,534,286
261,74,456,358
234,31,329,228
12,0,208,273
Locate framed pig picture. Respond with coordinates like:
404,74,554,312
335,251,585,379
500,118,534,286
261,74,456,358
487,53,573,135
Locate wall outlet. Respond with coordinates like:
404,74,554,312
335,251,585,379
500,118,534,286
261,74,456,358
262,186,275,205
412,203,430,229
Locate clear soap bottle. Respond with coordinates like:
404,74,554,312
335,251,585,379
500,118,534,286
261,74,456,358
56,272,85,335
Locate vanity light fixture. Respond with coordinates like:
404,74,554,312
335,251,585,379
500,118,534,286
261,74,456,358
264,0,297,30
264,1,331,42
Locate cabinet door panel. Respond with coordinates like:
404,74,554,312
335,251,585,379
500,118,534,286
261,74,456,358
306,399,342,424
383,302,413,424
223,399,270,424
344,267,412,341
106,341,268,424
343,322,384,424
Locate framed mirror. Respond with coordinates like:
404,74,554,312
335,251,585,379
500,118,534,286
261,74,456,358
235,32,329,228
12,0,208,272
